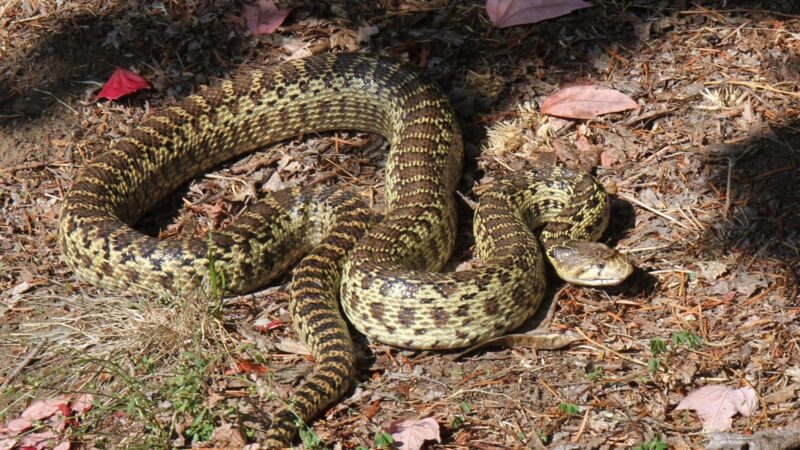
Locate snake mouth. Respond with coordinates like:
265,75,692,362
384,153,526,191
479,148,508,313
574,274,632,287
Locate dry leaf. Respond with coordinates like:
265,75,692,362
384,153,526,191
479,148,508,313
208,423,247,448
5,417,32,435
231,0,290,35
698,261,728,281
70,394,93,414
236,360,268,375
18,430,57,449
274,337,311,356
675,385,758,432
541,84,638,119
22,397,70,421
389,417,441,450
486,0,591,28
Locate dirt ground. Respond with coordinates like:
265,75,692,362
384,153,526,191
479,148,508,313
1,1,799,449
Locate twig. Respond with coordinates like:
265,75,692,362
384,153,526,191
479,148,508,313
0,160,69,174
618,193,691,231
725,156,733,216
12,4,82,23
32,89,79,115
2,340,47,388
0,0,20,19
574,327,647,367
704,80,800,98
572,407,591,443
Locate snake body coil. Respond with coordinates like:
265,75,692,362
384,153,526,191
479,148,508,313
59,53,631,447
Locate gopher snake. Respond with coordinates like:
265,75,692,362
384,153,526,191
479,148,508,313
58,53,632,447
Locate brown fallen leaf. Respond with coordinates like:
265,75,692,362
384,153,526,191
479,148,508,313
541,84,639,120
207,423,246,448
675,385,758,432
274,337,311,356
389,417,441,450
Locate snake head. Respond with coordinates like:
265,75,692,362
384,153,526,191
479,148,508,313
547,241,633,287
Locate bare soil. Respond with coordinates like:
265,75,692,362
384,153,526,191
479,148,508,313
1,1,799,449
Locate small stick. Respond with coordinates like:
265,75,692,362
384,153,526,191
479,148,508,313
32,89,79,115
575,327,647,367
725,157,733,215
618,194,691,231
0,0,20,19
2,340,47,388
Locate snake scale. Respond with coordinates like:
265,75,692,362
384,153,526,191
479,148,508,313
58,53,632,447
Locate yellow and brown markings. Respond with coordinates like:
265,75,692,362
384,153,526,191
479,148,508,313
59,53,626,447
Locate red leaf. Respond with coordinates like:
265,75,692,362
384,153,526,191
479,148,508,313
5,418,33,436
236,360,268,375
486,0,591,28
541,84,638,119
675,385,758,432
70,394,94,414
232,0,290,36
389,417,441,450
253,317,284,333
18,430,57,449
95,68,150,101
21,397,69,421
57,404,72,417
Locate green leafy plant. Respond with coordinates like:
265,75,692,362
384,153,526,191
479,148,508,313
164,352,219,443
557,402,580,416
648,331,703,378
451,400,473,429
648,358,660,377
538,430,550,444
649,338,667,357
671,331,702,348
632,436,668,450
374,431,394,447
586,365,605,382
297,419,326,449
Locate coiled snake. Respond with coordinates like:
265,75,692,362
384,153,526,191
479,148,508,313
58,53,632,447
